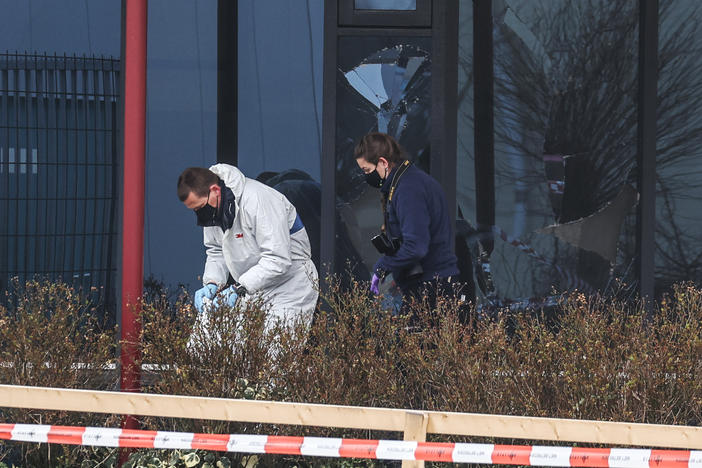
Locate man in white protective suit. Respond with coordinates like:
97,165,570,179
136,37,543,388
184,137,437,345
177,164,319,329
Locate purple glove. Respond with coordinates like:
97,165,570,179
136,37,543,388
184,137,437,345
370,273,380,295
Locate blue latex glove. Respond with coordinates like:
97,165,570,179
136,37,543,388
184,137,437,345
370,273,380,295
212,285,239,309
194,283,218,313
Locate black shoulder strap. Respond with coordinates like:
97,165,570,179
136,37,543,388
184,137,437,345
381,160,411,232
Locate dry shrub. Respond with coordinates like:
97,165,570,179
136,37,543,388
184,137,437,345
0,278,119,466
501,288,702,425
137,276,701,466
0,277,700,467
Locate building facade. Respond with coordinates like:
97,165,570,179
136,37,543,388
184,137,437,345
1,0,701,314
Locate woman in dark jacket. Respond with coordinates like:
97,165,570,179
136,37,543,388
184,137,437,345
354,132,466,322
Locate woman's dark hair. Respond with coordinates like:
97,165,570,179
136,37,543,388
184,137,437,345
353,132,406,167
177,167,219,201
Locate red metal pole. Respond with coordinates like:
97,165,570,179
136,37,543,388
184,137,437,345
120,0,147,421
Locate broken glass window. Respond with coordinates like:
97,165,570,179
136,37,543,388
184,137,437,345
340,42,431,168
334,37,431,287
461,0,642,312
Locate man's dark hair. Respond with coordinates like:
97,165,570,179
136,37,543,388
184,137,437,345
353,132,406,166
177,167,219,201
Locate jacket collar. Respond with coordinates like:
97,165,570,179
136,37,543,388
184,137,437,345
380,165,400,195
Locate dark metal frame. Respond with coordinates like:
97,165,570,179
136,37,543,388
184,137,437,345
321,0,458,275
430,0,459,232
0,52,120,309
320,1,339,275
217,0,238,165
472,0,495,253
338,0,432,27
637,0,658,302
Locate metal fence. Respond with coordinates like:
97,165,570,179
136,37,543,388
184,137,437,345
0,52,120,320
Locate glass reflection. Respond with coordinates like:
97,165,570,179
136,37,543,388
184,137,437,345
654,0,702,296
355,0,417,11
467,0,640,311
335,38,431,279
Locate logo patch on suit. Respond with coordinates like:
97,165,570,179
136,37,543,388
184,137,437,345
235,233,243,238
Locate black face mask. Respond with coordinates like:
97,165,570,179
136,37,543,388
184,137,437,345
364,164,386,189
195,190,219,227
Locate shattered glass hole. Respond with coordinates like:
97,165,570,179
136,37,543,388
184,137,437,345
342,44,430,139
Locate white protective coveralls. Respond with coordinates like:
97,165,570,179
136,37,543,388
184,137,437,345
200,164,318,325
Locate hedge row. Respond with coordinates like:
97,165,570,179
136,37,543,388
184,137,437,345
0,277,700,467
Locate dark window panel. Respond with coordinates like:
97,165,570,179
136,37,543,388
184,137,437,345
654,0,702,297
470,1,641,309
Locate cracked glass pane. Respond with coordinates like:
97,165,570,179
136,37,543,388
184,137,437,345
464,0,640,311
334,37,431,279
342,45,429,144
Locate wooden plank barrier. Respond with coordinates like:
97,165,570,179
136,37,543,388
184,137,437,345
0,384,700,466
403,411,429,468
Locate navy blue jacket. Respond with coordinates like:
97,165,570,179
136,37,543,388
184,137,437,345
374,163,459,289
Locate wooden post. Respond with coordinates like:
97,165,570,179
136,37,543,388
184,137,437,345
403,411,428,468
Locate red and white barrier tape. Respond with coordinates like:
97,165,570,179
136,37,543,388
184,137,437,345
1,424,700,467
